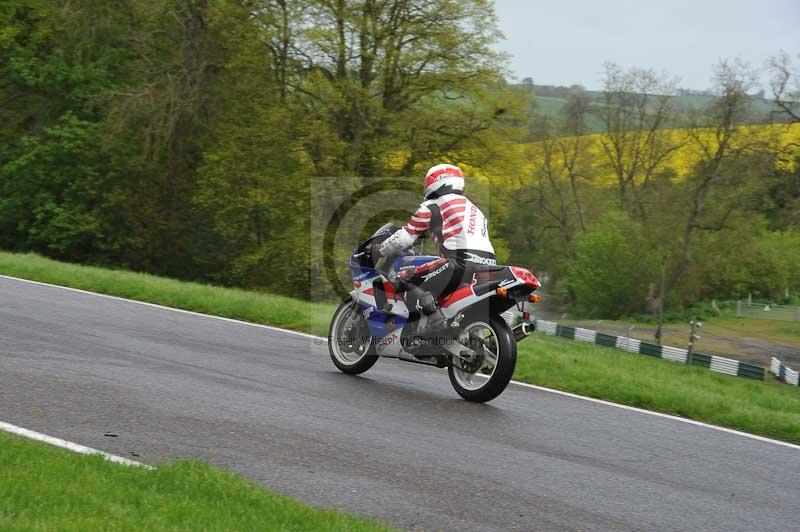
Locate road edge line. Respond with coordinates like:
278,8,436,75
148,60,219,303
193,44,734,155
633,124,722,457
2,273,797,452
0,420,152,468
506,380,800,451
0,274,319,340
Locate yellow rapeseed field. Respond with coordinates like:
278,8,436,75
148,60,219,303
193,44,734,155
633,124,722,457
510,123,800,187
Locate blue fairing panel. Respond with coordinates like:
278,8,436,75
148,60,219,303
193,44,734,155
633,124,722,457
360,303,408,339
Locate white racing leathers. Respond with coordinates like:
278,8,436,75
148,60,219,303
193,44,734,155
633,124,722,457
378,193,496,265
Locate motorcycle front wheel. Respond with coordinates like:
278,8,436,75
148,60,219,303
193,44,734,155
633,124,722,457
328,298,379,375
448,313,517,403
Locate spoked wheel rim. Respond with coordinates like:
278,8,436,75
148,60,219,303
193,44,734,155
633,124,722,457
330,304,373,366
452,321,499,391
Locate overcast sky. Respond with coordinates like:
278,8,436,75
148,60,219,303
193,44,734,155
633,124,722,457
493,0,800,90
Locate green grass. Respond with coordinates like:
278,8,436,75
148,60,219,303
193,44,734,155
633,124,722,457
709,317,800,342
2,251,799,443
0,431,391,532
515,337,800,443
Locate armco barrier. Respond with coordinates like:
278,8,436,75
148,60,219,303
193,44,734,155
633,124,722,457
770,357,799,386
534,320,767,381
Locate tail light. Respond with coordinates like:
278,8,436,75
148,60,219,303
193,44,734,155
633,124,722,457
510,267,541,290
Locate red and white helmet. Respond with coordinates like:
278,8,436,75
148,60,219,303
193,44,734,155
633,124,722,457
424,163,465,199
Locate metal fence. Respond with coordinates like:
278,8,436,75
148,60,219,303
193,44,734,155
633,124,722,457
735,301,800,322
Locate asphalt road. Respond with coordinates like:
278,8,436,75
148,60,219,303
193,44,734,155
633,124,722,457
1,275,798,531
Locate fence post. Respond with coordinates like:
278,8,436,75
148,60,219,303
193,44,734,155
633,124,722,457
687,319,702,366
796,307,800,322
736,300,742,317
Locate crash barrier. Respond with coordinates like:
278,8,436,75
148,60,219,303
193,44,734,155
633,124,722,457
534,320,767,381
770,357,799,386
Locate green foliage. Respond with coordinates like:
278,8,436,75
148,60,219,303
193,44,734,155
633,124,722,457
0,113,133,260
684,218,800,302
0,0,525,299
622,300,726,324
567,211,658,318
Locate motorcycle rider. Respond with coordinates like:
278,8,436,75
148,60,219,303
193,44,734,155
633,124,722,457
376,163,496,337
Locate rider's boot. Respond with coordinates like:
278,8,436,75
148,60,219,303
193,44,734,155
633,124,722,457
416,293,450,338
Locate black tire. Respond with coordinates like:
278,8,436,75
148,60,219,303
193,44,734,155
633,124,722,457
447,313,517,403
328,298,379,375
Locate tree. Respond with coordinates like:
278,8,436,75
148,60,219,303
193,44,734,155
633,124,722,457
653,59,762,341
596,63,686,215
557,89,594,231
767,51,800,123
264,0,514,177
568,211,657,318
0,0,139,261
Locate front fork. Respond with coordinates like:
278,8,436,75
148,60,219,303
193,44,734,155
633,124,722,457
342,296,362,338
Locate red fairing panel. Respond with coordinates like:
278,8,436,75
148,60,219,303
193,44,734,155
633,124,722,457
439,278,478,309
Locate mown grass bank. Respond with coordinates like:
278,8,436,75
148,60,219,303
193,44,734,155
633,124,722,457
2,251,799,443
515,337,800,443
0,431,391,532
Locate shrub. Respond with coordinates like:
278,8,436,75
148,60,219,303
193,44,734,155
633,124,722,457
567,211,658,318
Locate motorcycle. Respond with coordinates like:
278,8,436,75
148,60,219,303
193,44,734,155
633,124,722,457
328,223,541,402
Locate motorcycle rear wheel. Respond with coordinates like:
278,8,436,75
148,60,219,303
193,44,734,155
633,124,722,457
448,313,517,403
328,298,379,375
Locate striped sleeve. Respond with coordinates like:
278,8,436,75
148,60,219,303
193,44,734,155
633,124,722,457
403,204,432,237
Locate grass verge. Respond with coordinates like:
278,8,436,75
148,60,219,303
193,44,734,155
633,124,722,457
515,337,800,443
2,251,799,443
0,431,390,531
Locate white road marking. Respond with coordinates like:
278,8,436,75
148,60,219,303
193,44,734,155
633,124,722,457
2,273,798,452
505,381,800,451
0,274,319,340
0,420,152,468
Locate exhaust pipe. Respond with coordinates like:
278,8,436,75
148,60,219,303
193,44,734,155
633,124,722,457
513,322,533,342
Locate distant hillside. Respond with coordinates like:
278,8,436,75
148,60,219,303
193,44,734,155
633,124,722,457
520,84,785,134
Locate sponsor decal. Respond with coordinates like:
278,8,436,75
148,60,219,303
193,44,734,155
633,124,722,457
377,332,401,353
422,262,449,281
464,252,496,266
467,204,478,234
